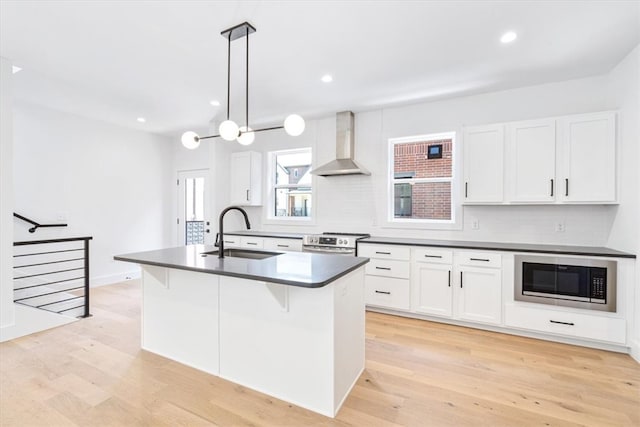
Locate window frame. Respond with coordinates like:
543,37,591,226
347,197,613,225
386,132,461,229
265,147,315,225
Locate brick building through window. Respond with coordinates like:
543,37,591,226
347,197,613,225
390,134,455,222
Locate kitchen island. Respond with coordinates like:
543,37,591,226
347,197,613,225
114,245,369,417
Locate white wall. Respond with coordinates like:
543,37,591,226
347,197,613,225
222,74,621,246
12,103,173,285
0,57,15,328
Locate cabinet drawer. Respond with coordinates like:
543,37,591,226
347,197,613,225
412,248,453,264
263,238,302,252
240,237,264,249
456,251,502,268
365,259,410,279
505,304,626,344
220,235,241,247
365,276,410,311
358,244,410,261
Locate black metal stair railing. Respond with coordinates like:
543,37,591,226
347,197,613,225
13,237,93,318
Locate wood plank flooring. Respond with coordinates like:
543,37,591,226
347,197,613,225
1,280,638,426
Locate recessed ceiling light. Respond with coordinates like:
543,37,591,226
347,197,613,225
137,117,146,123
12,65,22,74
321,74,333,83
210,100,221,107
500,31,517,44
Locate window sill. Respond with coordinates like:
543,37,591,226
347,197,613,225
382,219,462,231
263,217,316,227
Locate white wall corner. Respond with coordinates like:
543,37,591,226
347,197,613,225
0,56,15,328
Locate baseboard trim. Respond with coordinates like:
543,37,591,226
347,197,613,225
629,338,640,363
90,270,141,287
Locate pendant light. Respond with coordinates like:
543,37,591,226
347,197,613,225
181,22,305,149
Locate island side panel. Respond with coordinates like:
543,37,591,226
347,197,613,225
333,267,366,413
218,276,335,417
142,266,220,375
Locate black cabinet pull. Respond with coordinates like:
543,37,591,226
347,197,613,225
565,179,569,197
375,266,391,270
424,254,443,258
375,251,391,255
247,242,258,246
246,189,250,201
550,320,574,326
470,258,490,262
550,179,554,197
460,271,463,288
448,270,451,287
277,244,289,248
465,182,468,198
375,290,391,295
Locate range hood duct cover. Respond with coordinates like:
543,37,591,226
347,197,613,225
312,111,370,176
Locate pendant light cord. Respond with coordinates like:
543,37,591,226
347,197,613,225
226,35,231,121
246,27,249,130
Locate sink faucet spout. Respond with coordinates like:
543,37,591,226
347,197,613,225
218,206,251,258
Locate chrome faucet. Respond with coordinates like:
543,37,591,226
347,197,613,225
218,206,251,258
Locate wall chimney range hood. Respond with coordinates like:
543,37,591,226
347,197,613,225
311,111,370,176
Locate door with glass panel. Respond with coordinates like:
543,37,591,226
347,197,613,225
177,169,211,246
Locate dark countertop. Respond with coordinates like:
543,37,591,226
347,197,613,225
358,237,635,259
114,245,369,288
225,231,305,239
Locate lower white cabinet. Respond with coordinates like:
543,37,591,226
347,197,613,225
411,263,452,317
456,266,502,325
240,236,264,249
365,276,411,311
505,304,626,344
362,244,411,310
410,250,502,325
263,237,302,252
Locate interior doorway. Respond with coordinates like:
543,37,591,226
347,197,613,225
177,169,211,246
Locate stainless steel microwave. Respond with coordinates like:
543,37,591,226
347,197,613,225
514,255,616,312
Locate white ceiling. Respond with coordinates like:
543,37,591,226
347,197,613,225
1,1,639,137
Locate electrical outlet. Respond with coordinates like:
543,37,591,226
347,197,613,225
471,219,480,230
555,222,565,232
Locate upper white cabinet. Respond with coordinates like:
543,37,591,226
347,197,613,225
560,112,616,203
507,119,556,203
463,111,616,205
230,151,262,206
463,125,505,203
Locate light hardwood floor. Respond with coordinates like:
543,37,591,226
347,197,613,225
1,280,638,426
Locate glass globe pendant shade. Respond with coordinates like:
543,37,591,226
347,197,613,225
284,114,305,136
181,131,200,149
237,126,255,146
219,120,240,141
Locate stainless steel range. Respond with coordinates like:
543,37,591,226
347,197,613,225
302,232,370,256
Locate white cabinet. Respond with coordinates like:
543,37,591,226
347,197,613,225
463,124,504,203
410,249,501,325
508,119,556,203
240,236,264,249
560,112,616,203
219,234,241,248
505,304,626,344
360,243,411,311
230,151,262,206
411,262,453,317
263,237,302,252
456,266,502,325
463,111,617,205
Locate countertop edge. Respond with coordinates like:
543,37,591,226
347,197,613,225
113,255,370,288
357,238,636,259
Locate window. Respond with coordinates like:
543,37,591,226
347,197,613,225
389,132,456,224
270,148,312,220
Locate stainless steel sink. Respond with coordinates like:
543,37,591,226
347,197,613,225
201,249,282,260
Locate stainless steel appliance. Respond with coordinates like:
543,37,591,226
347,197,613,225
302,232,370,256
514,255,616,312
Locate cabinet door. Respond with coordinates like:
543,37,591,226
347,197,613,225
508,119,556,202
463,125,504,203
560,112,616,203
411,263,452,317
456,267,502,325
230,152,262,206
263,238,303,252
